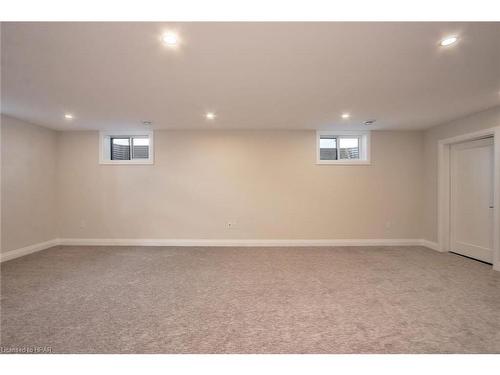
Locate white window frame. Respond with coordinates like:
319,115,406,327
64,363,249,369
316,130,371,165
99,130,154,165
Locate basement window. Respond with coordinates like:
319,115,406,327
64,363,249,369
316,130,370,165
99,131,154,164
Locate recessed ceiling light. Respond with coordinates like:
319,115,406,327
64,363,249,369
64,114,74,120
440,36,458,47
341,113,350,119
162,32,179,47
363,120,376,126
142,121,152,126
205,112,216,120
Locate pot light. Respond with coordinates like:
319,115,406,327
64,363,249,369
205,112,216,120
341,113,350,119
64,114,74,120
440,36,458,47
162,32,179,47
142,121,152,126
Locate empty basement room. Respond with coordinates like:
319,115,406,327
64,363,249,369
1,9,500,372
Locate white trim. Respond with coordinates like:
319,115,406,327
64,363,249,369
0,239,60,262
493,127,500,270
437,126,500,271
316,130,371,165
0,238,443,262
59,238,423,247
99,130,154,165
316,160,371,166
99,159,154,165
419,239,441,252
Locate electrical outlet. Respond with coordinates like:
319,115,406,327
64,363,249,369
385,221,392,232
79,220,87,229
225,222,236,229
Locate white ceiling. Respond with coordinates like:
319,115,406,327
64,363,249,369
1,22,500,131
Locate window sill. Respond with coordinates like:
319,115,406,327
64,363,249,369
99,160,154,165
316,160,371,165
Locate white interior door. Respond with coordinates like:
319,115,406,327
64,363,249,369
450,137,494,263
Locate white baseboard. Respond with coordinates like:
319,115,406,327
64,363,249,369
419,239,441,252
0,239,60,262
59,238,424,247
0,237,443,263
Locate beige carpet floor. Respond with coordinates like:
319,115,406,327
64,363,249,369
1,245,500,353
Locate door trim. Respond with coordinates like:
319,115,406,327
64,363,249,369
438,126,500,271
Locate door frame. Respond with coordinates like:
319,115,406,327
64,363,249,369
438,126,500,271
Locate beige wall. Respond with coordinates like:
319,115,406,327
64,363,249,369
57,130,424,240
1,118,426,248
422,105,500,242
4,105,499,250
1,115,58,253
